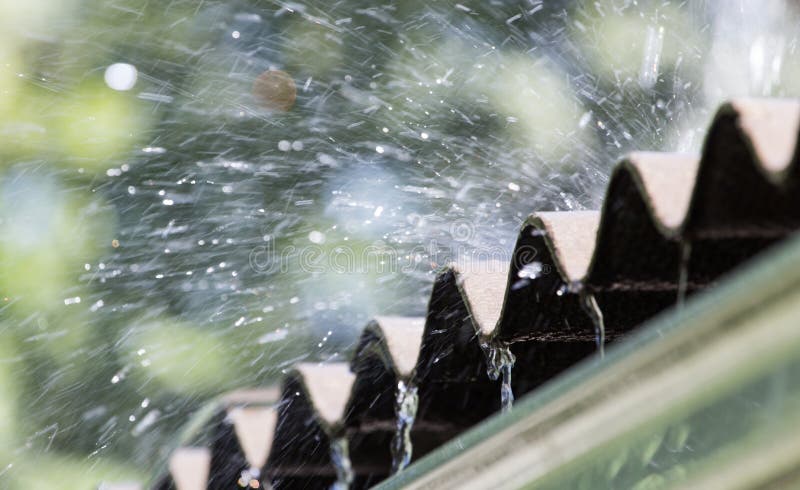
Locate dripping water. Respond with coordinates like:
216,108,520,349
390,379,419,474
677,240,692,308
498,362,514,413
329,437,353,490
579,289,606,358
483,342,516,413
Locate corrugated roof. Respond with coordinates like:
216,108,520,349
149,97,800,490
376,229,800,490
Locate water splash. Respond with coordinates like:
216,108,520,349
329,437,353,490
390,379,419,474
677,240,692,308
512,261,544,290
579,289,606,358
705,1,791,99
483,342,516,413
237,467,261,488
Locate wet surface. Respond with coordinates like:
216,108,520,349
2,0,800,487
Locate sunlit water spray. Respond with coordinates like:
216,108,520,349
6,0,800,483
579,289,606,358
329,437,353,490
390,380,419,474
483,342,516,413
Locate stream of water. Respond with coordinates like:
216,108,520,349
483,342,516,413
579,290,606,358
329,437,354,490
390,379,419,474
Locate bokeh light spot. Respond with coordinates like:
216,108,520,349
103,63,138,91
252,69,296,112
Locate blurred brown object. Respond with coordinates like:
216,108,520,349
252,69,296,112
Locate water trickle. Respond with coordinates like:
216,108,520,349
483,342,516,413
329,437,353,490
579,289,606,358
677,240,692,308
390,379,419,474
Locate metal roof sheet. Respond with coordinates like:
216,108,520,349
148,97,800,490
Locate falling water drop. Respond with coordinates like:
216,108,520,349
677,240,692,308
329,437,353,490
579,289,606,358
482,342,516,413
390,379,419,474
638,25,665,89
